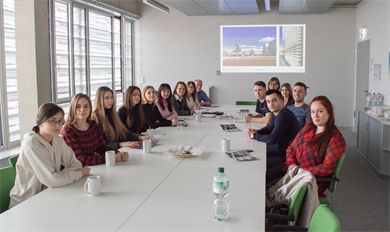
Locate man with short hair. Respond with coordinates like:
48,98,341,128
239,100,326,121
247,90,301,169
244,81,272,124
286,82,310,129
194,79,211,106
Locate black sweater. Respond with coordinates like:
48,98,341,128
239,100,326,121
142,103,172,129
172,95,191,116
117,107,147,134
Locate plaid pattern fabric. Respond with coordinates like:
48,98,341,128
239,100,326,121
285,128,346,197
62,120,117,167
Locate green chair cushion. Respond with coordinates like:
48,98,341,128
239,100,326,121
319,197,330,205
236,101,257,105
0,166,16,213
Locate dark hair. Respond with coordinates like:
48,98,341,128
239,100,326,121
157,83,173,112
281,83,293,98
290,96,335,160
267,77,280,90
254,81,266,88
265,89,282,100
173,81,187,96
122,86,144,131
294,82,308,92
33,103,64,133
186,81,197,102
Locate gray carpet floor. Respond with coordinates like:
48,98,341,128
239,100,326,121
333,127,389,232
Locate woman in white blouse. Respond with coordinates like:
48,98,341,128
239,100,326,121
186,81,201,110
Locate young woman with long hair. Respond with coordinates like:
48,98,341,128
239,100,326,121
266,96,346,197
118,86,149,135
9,103,91,208
281,83,294,107
155,83,178,121
267,77,280,91
142,86,177,128
92,86,142,149
62,93,129,166
186,81,201,110
172,81,194,116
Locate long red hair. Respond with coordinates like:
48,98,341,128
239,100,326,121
291,96,336,160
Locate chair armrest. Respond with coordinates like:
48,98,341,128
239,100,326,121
266,213,295,222
315,177,340,182
266,225,308,231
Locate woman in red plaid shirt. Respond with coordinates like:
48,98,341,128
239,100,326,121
62,93,129,167
266,96,346,197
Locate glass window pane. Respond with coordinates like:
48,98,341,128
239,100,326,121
89,11,112,100
113,18,121,91
73,7,87,94
58,102,70,121
55,1,71,99
124,20,133,87
3,0,20,142
116,93,123,110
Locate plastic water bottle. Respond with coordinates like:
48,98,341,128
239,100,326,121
213,167,229,197
372,93,377,106
366,93,372,108
379,94,384,106
213,197,229,221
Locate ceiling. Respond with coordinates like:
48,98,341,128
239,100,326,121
159,0,362,15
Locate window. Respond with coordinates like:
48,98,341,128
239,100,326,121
50,0,134,111
0,0,20,151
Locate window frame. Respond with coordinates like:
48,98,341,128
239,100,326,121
49,0,135,106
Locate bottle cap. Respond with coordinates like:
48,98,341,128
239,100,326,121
218,167,224,173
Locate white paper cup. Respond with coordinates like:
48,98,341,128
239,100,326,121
143,140,151,153
220,138,230,151
147,129,154,140
196,113,202,122
84,175,101,196
105,151,115,166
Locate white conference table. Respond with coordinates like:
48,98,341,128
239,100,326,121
0,105,267,232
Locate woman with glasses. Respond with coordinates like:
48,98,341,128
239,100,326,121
62,93,129,167
9,103,91,208
186,81,201,110
267,77,281,91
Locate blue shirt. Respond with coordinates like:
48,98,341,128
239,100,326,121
196,90,211,103
255,99,270,116
253,108,301,156
286,103,310,128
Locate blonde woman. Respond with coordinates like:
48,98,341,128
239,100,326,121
281,83,294,107
186,81,201,110
142,85,176,128
62,93,129,166
9,103,90,208
92,86,141,149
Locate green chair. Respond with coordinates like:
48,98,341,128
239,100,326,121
235,101,257,105
316,153,345,211
0,166,16,214
267,205,341,232
9,153,19,172
266,185,308,227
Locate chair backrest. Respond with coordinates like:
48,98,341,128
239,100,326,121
0,166,16,213
9,153,19,172
308,205,340,232
329,153,345,193
236,101,257,105
289,185,308,226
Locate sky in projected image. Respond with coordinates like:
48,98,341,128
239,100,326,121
222,26,276,51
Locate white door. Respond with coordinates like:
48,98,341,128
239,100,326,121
355,40,370,131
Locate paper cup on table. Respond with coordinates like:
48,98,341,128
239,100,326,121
105,151,115,166
195,113,202,122
84,175,101,196
147,129,154,140
143,140,151,153
220,138,230,151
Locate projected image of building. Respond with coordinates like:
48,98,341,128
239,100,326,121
279,26,304,66
222,41,276,66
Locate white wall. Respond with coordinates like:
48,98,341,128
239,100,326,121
356,0,389,105
134,1,356,126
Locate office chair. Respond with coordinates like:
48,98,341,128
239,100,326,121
9,153,19,173
236,101,257,105
0,166,16,213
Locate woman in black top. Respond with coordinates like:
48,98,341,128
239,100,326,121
172,81,195,116
142,86,177,128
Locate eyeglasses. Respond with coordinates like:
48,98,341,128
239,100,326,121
47,119,65,126
269,83,279,86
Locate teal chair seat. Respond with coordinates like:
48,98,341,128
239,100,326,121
0,166,16,213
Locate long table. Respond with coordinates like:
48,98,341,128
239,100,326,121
0,105,267,232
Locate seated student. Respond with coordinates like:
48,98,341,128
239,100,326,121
245,81,273,124
92,86,146,150
281,83,294,107
172,81,195,116
267,96,346,197
155,83,179,121
9,103,91,208
118,86,150,135
62,93,129,166
267,77,280,91
186,81,201,110
142,85,177,128
246,90,301,169
286,82,310,128
194,79,211,106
